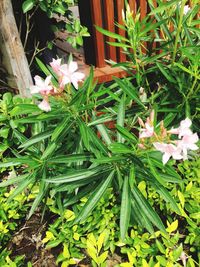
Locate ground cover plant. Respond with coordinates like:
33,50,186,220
0,0,200,266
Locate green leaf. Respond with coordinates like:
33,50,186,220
10,104,40,116
153,182,180,214
131,186,166,232
109,143,133,154
92,156,125,164
149,0,180,15
51,117,71,141
156,63,176,83
28,179,48,219
8,175,35,201
74,170,115,223
19,130,53,149
88,115,114,126
131,197,154,233
96,124,112,145
48,154,94,164
97,231,106,253
45,165,111,184
0,160,22,168
99,251,108,264
116,125,137,143
22,0,35,13
120,176,131,241
41,142,57,160
113,77,145,109
117,94,125,143
0,174,29,187
107,42,131,48
95,25,129,42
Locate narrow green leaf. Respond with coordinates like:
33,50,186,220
0,161,22,168
96,124,112,145
116,125,137,143
19,130,53,149
28,180,48,219
47,154,93,164
0,174,29,187
120,176,131,240
113,77,145,109
74,170,115,223
131,186,166,232
152,182,180,214
156,63,176,83
92,156,125,164
10,104,40,116
8,176,35,201
117,94,125,143
88,116,114,127
51,117,70,141
131,197,154,233
45,165,111,184
95,25,128,42
41,142,57,160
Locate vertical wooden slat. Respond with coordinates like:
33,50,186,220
139,0,147,20
90,0,105,67
129,0,137,16
104,0,117,61
116,0,126,62
0,0,32,97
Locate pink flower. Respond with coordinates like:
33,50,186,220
139,123,154,138
30,75,54,112
153,142,183,165
38,98,51,112
59,61,85,89
168,118,193,138
183,5,190,15
138,111,155,139
30,75,53,96
50,58,62,74
49,58,85,89
177,133,199,160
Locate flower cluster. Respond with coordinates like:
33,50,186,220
138,114,199,165
30,58,85,112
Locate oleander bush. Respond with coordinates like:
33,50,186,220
0,0,200,265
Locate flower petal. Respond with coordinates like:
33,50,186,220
30,85,40,94
68,61,78,73
34,75,45,88
38,99,51,112
162,153,171,165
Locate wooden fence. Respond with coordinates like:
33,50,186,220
78,0,196,69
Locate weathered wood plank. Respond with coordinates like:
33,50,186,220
0,0,32,97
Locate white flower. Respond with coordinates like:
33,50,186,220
59,61,85,89
168,118,193,138
30,75,53,96
38,98,51,112
177,133,199,160
183,5,190,15
153,142,183,165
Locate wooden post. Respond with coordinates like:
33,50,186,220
0,0,32,97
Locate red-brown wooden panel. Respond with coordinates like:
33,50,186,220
104,0,117,61
90,0,106,67
129,0,137,16
116,0,127,62
139,0,147,20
